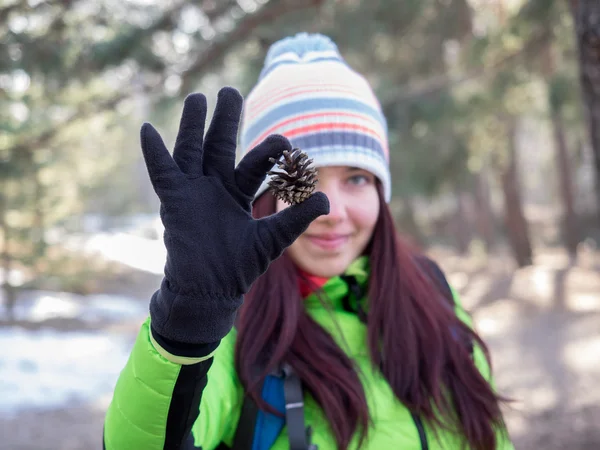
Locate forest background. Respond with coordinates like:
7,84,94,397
1,0,599,448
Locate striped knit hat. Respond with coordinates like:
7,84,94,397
240,33,392,202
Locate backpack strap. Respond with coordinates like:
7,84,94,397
229,389,260,450
281,363,317,450
414,256,454,306
415,256,474,358
229,365,317,450
230,369,285,450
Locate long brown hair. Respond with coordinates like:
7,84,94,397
235,185,506,450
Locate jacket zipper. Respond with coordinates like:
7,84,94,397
411,413,429,450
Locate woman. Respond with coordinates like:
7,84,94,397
104,34,514,450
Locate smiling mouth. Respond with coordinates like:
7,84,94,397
305,234,351,251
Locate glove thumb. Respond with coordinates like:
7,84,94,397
257,192,330,260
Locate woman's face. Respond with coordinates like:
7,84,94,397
276,166,380,278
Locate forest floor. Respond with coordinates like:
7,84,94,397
430,246,600,450
0,245,598,450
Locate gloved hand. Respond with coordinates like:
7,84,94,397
141,87,329,348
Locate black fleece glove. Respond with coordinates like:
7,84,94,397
141,87,329,347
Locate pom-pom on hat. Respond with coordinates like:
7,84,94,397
240,32,392,202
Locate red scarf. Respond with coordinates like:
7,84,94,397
297,268,329,298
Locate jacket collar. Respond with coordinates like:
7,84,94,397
303,256,370,312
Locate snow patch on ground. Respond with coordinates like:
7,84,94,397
0,327,135,417
77,232,166,275
9,290,148,324
61,214,167,275
0,290,148,417
0,218,162,418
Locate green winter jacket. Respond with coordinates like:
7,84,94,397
104,257,514,450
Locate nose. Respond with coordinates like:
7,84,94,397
316,183,348,223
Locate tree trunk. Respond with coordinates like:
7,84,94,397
551,107,580,259
0,189,16,321
453,187,471,254
542,22,581,260
473,170,496,252
500,119,534,267
569,0,600,214
32,167,47,275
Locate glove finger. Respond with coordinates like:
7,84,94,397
140,123,182,198
173,93,207,176
234,134,292,198
256,192,330,260
203,87,243,182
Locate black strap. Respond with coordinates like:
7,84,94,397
228,365,317,450
229,390,260,450
414,256,454,306
282,363,316,450
410,413,429,450
422,258,475,358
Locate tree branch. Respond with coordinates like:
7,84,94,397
10,0,325,153
384,28,551,105
179,0,325,93
10,89,136,154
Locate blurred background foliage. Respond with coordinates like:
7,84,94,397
1,0,599,309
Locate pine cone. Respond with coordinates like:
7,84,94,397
267,148,318,205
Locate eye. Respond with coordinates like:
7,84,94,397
347,173,374,186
